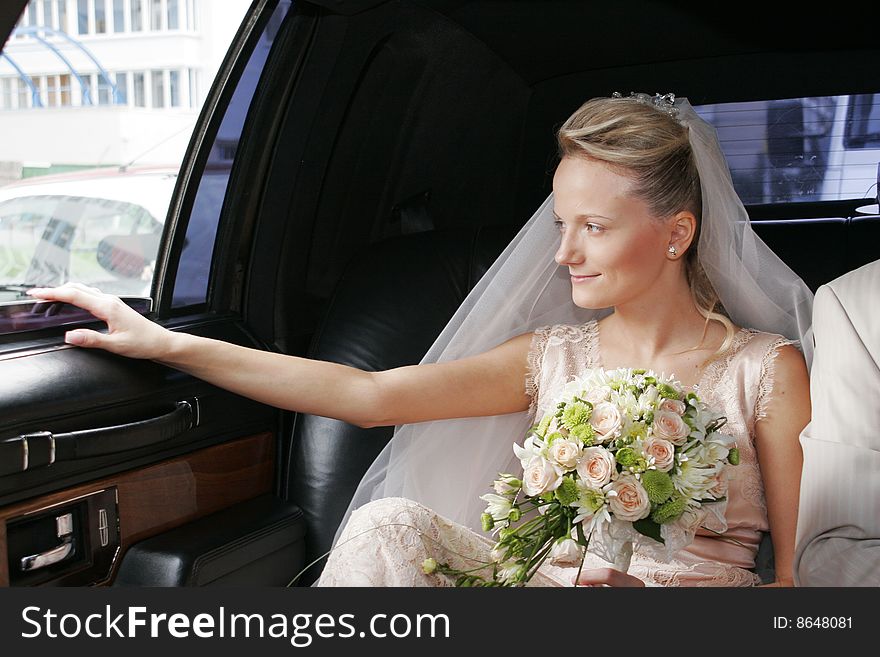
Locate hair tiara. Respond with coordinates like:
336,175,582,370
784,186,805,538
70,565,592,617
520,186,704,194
611,91,680,120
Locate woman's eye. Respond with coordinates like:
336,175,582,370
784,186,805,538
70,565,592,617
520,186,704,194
586,223,602,233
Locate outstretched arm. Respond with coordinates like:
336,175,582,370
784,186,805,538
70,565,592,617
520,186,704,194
754,343,811,587
794,283,880,586
26,284,534,429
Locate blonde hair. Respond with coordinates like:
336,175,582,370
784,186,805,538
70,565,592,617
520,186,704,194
556,96,736,362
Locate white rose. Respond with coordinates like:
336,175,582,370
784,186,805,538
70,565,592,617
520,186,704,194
589,401,623,443
549,538,582,566
522,456,563,496
584,385,612,405
549,439,583,470
653,409,691,446
607,476,651,522
576,447,617,488
643,436,676,472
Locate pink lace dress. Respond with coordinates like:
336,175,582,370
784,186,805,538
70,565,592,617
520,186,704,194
316,319,800,587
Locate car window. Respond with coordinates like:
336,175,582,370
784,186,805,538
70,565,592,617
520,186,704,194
171,0,292,309
694,94,880,204
0,0,250,327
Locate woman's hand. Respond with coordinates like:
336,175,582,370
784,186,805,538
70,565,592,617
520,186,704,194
571,567,646,587
26,283,174,361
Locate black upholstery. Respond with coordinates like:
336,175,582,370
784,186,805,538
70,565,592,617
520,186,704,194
286,224,518,583
286,214,880,585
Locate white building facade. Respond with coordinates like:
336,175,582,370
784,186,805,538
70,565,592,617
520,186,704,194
0,0,250,179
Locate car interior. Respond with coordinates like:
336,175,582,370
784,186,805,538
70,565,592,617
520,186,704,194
0,0,877,587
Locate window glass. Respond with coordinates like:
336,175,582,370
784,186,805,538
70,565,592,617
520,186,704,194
0,1,252,332
695,94,879,204
167,0,179,30
95,0,107,33
113,0,125,32
150,0,162,31
77,0,89,34
56,0,68,32
172,0,292,308
130,0,143,31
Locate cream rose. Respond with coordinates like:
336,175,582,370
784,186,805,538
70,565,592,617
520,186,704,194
643,436,676,472
589,401,623,443
522,456,563,496
576,447,616,488
549,439,583,470
584,385,612,405
653,409,691,446
549,538,582,566
607,476,651,522
659,398,687,415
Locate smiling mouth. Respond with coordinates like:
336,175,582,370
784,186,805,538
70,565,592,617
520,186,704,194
570,274,600,280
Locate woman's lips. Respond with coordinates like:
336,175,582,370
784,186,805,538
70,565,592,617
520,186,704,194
570,274,600,282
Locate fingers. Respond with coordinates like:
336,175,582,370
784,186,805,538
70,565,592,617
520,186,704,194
64,329,107,349
572,567,645,587
26,283,112,320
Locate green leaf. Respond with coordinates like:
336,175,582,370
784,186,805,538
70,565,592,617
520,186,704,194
576,521,588,547
633,518,665,544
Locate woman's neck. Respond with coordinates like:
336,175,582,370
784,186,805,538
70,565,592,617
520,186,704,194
601,278,724,362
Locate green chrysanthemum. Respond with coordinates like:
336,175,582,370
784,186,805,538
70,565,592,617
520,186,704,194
554,476,579,506
561,401,592,429
481,512,494,531
615,447,639,467
641,469,674,504
651,494,688,524
657,383,680,400
569,423,596,446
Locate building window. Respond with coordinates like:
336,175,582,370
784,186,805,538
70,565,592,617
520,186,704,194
1,79,13,110
27,1,38,28
167,0,179,30
188,68,197,107
42,0,53,30
97,74,112,105
133,71,145,106
150,0,162,31
18,79,30,108
169,69,180,107
114,71,128,104
113,0,125,32
59,73,71,105
130,0,143,31
46,75,58,107
56,0,67,32
77,0,88,34
151,69,164,107
95,0,107,33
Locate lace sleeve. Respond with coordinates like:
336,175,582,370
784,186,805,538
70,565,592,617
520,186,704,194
525,325,554,420
754,336,803,423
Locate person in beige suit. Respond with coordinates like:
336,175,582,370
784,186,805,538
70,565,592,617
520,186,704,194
794,257,880,586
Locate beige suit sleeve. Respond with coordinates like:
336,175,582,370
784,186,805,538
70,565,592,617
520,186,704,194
794,275,880,586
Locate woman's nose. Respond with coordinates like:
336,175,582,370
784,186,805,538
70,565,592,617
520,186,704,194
554,232,583,266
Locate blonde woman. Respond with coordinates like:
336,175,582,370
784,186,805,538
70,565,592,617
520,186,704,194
29,94,812,587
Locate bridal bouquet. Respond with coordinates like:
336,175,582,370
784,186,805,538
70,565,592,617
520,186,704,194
424,367,738,586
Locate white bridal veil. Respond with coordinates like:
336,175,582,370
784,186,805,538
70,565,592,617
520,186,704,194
331,94,815,549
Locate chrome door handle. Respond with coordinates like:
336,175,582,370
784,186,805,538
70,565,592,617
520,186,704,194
20,511,75,572
21,540,73,572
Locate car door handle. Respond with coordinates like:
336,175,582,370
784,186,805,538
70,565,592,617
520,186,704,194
20,512,75,572
0,399,199,476
21,539,74,572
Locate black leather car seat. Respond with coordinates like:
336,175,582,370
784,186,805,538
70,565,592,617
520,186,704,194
286,224,519,584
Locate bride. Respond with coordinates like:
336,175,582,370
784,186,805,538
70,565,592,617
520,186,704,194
27,93,813,587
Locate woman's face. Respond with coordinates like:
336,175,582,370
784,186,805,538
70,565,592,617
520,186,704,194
552,155,673,309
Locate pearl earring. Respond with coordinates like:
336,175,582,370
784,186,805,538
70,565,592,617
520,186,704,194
668,245,677,256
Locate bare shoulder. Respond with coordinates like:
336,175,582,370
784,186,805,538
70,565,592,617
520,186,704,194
755,338,811,431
